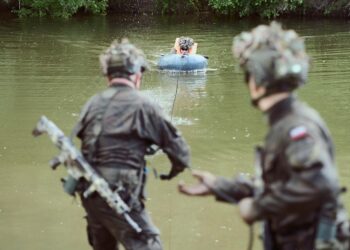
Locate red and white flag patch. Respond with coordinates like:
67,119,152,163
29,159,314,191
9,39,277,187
289,126,308,141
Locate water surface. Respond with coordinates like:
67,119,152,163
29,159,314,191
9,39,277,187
1,15,350,250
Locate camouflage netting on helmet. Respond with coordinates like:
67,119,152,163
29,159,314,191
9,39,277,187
232,22,309,91
100,39,149,78
179,37,194,51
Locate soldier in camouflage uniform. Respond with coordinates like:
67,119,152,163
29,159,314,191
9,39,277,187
179,22,349,250
73,39,190,250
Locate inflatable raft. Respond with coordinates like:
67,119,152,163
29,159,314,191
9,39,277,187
158,54,208,71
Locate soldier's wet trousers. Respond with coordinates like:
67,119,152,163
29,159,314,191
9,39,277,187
264,234,315,250
263,222,316,250
81,194,163,250
277,238,315,250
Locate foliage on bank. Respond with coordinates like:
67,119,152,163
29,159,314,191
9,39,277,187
1,0,350,18
208,0,303,18
3,0,107,18
155,0,303,18
156,0,350,18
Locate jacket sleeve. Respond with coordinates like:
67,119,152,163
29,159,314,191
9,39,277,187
253,124,339,219
71,95,95,139
211,176,255,204
136,102,190,171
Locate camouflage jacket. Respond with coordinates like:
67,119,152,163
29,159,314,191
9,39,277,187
212,96,340,236
74,84,190,175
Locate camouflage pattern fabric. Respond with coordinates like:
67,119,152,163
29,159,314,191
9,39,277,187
75,39,190,250
82,194,162,250
99,39,149,77
211,96,347,250
232,22,309,89
75,83,190,250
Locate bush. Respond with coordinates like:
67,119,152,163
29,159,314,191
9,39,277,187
13,0,108,18
208,0,303,18
7,0,350,18
156,0,205,14
155,0,304,17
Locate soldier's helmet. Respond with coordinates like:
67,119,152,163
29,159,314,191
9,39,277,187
100,39,149,78
179,37,194,51
232,22,309,93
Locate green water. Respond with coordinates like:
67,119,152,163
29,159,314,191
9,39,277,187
1,15,350,250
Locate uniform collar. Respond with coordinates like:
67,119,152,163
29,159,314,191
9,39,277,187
110,84,133,90
266,95,295,126
109,78,135,89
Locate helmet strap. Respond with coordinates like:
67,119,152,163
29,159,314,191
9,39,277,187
251,89,290,110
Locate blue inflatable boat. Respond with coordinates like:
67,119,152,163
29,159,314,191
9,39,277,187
158,54,208,71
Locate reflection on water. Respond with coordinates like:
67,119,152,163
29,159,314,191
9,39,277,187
1,16,350,250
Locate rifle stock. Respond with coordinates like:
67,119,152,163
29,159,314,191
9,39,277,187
33,115,142,233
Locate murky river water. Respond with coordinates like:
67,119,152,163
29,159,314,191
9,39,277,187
1,15,350,250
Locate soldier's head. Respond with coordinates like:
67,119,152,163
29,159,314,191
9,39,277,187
179,37,194,54
232,22,309,108
100,39,149,89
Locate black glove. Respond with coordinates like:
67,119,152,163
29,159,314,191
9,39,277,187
160,167,183,181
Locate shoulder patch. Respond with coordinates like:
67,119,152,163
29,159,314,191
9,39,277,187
289,126,308,141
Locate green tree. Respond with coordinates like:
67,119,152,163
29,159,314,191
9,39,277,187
13,0,108,18
208,0,303,18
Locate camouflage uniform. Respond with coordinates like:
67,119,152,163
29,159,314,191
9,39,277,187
213,96,347,250
74,40,190,250
211,23,348,250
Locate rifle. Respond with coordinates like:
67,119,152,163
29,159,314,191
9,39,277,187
32,115,142,233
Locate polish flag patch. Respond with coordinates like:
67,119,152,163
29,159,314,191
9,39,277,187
289,126,308,141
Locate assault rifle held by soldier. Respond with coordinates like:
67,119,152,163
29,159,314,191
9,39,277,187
32,115,142,233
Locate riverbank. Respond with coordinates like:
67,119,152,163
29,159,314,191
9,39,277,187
0,0,349,18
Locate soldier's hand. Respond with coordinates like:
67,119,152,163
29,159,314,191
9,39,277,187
159,167,182,180
159,173,174,180
238,198,259,225
178,170,216,196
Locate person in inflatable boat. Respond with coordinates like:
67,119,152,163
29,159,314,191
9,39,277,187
171,36,198,55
